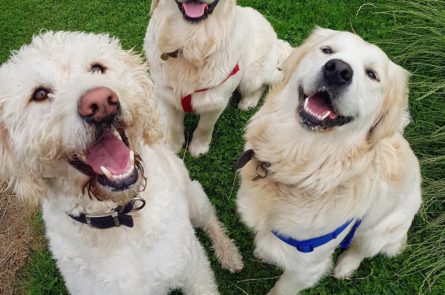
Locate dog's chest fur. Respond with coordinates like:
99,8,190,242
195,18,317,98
41,147,196,294
145,5,242,96
239,156,373,234
238,115,413,239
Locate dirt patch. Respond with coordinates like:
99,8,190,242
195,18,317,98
0,184,38,295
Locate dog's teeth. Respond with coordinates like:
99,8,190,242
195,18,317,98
113,129,122,141
130,151,135,165
101,166,113,179
304,97,309,111
125,167,133,178
320,112,330,120
116,166,134,180
101,163,134,182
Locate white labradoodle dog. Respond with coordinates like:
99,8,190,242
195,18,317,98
0,31,242,295
236,28,422,294
144,0,293,156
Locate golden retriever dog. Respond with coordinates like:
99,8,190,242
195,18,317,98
144,0,292,156
0,31,242,295
236,28,422,294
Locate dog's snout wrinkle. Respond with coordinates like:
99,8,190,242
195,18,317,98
323,59,353,87
79,87,120,123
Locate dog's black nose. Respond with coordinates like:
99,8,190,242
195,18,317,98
323,59,353,87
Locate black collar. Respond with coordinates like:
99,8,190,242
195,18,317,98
235,149,271,181
68,197,146,229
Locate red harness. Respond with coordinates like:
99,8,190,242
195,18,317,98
181,63,240,113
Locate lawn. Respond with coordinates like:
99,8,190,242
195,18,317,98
0,0,444,294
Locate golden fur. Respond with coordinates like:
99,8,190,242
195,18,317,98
237,28,421,294
144,0,292,156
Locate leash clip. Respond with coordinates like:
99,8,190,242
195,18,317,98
160,49,180,61
130,197,146,212
253,162,271,181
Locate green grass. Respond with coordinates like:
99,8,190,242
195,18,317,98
0,0,444,294
374,1,445,291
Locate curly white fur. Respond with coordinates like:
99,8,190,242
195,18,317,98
0,31,242,295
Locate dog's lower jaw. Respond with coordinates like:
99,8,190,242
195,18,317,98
86,179,142,204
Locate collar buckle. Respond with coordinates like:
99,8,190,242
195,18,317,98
73,197,147,229
112,211,120,227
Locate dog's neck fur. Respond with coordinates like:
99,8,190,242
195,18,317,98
46,175,141,216
245,111,378,199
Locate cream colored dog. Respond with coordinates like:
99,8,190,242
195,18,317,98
144,0,292,156
236,28,422,294
0,31,242,295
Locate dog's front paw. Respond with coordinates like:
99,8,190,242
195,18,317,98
188,139,210,156
266,287,286,295
217,240,244,273
238,98,259,111
238,88,264,110
333,252,362,279
253,248,270,264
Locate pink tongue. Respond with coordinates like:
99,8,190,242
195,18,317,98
183,2,208,18
85,133,130,175
307,93,337,119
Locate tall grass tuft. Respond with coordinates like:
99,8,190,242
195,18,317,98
370,0,445,292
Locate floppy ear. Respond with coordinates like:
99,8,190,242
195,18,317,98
368,62,410,143
0,119,47,204
8,175,48,205
141,89,164,146
121,50,164,145
281,27,338,83
150,0,160,14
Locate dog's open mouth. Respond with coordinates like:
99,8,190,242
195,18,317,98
298,86,353,131
68,128,139,192
176,0,219,22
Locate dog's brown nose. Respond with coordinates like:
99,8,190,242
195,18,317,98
78,87,119,122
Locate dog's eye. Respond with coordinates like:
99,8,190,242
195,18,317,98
31,87,50,102
91,63,106,74
366,69,379,81
321,46,334,54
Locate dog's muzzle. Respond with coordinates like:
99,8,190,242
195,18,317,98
68,86,144,193
175,0,220,22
